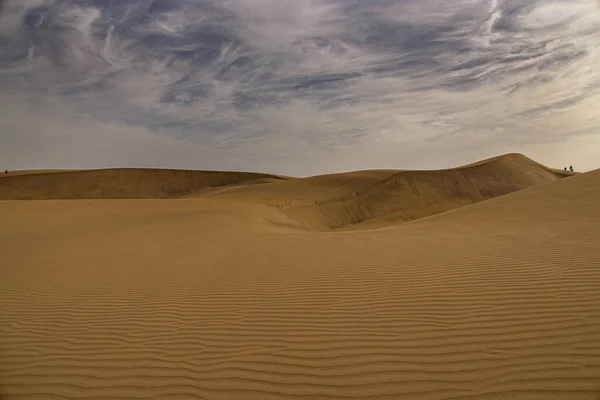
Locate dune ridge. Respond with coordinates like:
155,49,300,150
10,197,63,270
219,153,572,231
0,154,573,231
0,165,598,399
0,168,291,199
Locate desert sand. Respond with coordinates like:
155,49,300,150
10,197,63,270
1,153,598,399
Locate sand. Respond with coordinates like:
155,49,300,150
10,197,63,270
0,168,291,200
0,154,570,230
0,170,75,178
1,154,598,399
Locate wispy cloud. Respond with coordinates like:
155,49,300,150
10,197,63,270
1,0,599,175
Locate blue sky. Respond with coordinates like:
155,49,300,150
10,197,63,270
1,0,599,176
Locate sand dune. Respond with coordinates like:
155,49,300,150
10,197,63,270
219,153,572,230
1,156,599,400
0,169,74,178
0,168,290,199
0,154,572,231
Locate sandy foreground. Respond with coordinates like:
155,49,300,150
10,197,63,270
1,156,599,399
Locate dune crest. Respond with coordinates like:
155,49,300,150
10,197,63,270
220,153,572,231
0,154,573,232
0,169,291,199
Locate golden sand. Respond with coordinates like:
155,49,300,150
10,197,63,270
1,154,597,399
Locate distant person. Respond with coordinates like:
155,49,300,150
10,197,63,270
564,167,567,171
569,166,574,172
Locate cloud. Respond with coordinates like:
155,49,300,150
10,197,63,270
1,0,599,176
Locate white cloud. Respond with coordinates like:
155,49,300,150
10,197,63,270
0,0,50,35
1,0,599,175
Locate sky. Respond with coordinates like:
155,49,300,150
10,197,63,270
1,0,599,176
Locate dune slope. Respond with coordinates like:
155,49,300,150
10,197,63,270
0,169,73,177
0,167,598,399
219,153,572,230
0,154,571,231
0,168,290,199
